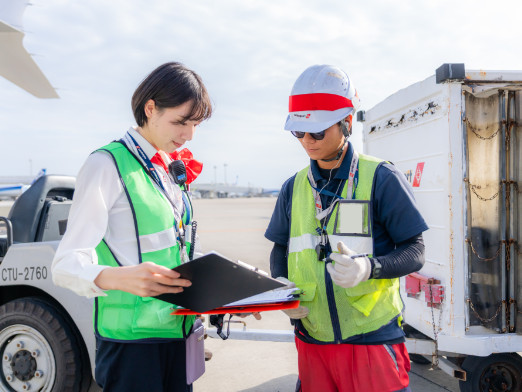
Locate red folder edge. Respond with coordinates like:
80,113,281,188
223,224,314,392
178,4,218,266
170,300,300,315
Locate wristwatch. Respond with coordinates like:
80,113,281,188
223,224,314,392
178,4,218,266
371,258,382,279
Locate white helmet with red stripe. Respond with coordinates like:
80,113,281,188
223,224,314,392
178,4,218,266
284,64,360,134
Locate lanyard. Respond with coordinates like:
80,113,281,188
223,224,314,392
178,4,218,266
127,133,165,191
308,149,359,223
124,133,188,256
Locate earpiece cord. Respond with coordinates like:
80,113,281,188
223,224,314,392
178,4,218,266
316,157,343,204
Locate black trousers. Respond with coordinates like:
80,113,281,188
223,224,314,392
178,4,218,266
95,338,192,392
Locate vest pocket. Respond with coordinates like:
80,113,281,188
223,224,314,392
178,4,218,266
344,279,398,318
344,278,394,296
295,283,320,334
295,282,317,302
131,296,182,333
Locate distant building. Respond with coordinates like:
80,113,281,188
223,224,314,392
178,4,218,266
190,183,277,199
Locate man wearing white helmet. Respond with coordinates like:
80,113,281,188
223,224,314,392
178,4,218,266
265,65,428,392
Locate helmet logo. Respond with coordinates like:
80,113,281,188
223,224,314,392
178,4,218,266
327,71,344,80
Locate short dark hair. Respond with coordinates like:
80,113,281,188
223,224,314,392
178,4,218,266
131,62,212,127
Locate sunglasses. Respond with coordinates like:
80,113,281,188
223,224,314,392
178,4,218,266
291,130,326,140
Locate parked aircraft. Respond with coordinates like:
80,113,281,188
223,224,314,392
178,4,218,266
0,168,46,199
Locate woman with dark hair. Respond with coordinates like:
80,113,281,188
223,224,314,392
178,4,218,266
52,62,212,391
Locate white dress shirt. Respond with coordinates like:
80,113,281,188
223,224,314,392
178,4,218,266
52,127,187,298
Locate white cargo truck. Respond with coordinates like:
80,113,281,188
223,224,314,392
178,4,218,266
0,176,98,391
360,63,522,391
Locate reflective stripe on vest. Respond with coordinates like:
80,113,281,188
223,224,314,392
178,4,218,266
139,226,178,253
289,233,373,255
288,153,403,342
94,142,194,341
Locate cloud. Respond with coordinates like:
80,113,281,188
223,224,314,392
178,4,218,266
1,0,521,187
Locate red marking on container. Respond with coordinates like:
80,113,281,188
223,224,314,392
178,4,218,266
412,162,425,187
405,273,423,295
405,272,444,308
422,284,444,307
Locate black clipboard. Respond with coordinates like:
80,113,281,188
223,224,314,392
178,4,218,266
155,252,285,313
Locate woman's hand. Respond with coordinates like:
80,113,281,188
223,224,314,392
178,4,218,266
94,262,191,297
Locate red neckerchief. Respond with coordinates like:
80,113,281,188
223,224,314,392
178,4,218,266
169,149,203,185
151,153,168,172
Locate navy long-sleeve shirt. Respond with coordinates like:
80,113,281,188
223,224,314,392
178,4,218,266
265,142,428,345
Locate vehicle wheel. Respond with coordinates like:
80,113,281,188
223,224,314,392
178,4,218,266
0,297,91,392
403,324,432,365
459,353,522,392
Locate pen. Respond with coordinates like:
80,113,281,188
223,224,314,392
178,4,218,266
325,253,369,263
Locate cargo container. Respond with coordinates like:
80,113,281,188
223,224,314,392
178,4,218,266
360,63,522,391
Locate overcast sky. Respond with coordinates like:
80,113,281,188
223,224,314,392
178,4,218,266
1,0,521,188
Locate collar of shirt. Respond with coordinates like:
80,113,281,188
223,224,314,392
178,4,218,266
122,127,172,190
122,127,159,168
310,142,355,185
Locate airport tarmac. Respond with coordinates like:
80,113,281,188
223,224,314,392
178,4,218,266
0,200,11,217
0,196,460,391
191,197,460,392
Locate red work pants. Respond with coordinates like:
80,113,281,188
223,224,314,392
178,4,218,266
295,337,411,392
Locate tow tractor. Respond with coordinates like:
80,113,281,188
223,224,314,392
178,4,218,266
1,4,97,390
0,175,97,391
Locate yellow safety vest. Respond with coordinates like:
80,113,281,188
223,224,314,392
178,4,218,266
288,153,403,342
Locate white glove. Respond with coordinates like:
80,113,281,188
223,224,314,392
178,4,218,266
326,242,371,288
282,305,309,319
276,277,309,319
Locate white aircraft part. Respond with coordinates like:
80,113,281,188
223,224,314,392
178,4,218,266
0,0,58,98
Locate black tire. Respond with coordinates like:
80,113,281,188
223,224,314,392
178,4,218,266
409,353,432,365
0,297,92,392
459,353,522,392
403,324,432,365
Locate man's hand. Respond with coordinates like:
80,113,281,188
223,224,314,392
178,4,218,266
326,242,371,288
94,262,192,297
275,277,309,319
